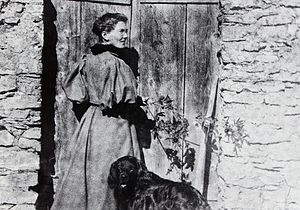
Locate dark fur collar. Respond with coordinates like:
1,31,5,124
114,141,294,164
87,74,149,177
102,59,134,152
90,44,139,78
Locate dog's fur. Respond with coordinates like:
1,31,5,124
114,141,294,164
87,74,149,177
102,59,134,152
108,156,210,210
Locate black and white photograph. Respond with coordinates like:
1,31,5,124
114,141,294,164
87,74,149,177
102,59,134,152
0,0,299,209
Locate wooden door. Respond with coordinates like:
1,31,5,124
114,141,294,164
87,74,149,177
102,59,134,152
54,0,218,198
131,0,218,194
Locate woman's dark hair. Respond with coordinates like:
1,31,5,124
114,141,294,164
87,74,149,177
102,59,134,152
92,13,128,41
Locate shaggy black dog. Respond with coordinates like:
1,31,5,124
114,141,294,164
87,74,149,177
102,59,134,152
108,156,210,210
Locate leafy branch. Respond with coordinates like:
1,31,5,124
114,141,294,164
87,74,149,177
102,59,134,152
144,95,196,183
201,116,249,155
224,117,249,154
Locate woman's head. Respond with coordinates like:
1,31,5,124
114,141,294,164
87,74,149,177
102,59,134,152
92,13,128,48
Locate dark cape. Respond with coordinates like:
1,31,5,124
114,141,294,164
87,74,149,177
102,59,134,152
90,44,139,78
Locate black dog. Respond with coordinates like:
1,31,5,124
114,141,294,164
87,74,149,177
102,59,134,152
108,156,210,210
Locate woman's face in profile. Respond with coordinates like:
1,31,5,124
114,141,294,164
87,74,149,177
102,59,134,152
103,21,128,48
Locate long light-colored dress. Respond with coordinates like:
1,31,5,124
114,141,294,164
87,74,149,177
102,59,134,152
51,51,142,210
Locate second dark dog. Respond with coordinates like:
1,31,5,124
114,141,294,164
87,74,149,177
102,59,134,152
108,156,210,210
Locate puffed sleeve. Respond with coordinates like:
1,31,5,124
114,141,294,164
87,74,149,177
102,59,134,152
63,57,89,104
81,53,137,109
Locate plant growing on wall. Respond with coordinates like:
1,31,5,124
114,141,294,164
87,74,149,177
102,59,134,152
224,117,249,154
144,95,196,183
203,116,249,155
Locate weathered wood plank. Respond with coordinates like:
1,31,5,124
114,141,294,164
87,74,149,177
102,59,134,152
67,0,131,5
129,0,141,51
140,0,218,4
139,4,186,181
184,4,218,192
139,4,185,108
80,2,132,54
68,0,218,4
53,0,82,172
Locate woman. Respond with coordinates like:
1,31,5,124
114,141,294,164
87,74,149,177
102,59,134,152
51,13,148,210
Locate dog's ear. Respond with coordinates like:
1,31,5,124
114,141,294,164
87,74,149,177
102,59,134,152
136,159,147,177
108,161,118,189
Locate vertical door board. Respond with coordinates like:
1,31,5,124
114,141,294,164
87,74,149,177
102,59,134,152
54,0,82,171
130,0,141,51
139,4,186,180
68,0,131,4
185,4,217,191
139,4,185,107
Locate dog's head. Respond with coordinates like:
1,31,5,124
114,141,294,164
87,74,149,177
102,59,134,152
108,156,147,192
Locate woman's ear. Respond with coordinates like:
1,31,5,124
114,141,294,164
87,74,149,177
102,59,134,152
101,31,110,43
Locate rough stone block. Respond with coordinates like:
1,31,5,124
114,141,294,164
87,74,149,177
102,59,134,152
286,188,300,208
0,205,15,210
221,91,264,105
252,166,285,186
222,0,260,10
255,52,279,63
280,0,300,7
21,127,41,139
264,92,299,107
16,57,42,74
257,25,290,41
0,53,15,74
223,13,256,25
287,24,299,37
0,187,37,204
4,17,20,25
222,25,255,42
0,75,17,93
1,2,24,13
266,140,300,161
261,186,290,208
282,162,300,187
220,103,286,124
220,187,262,209
242,40,267,53
0,147,39,171
0,94,41,110
26,110,41,125
222,49,255,64
8,37,27,54
217,158,263,188
25,4,43,14
10,205,35,210
260,82,286,93
221,80,261,93
18,137,40,152
11,0,43,4
17,76,41,96
8,109,30,120
0,129,14,146
0,171,38,187
258,8,295,26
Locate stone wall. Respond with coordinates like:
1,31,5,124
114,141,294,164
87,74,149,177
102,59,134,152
0,0,43,209
216,0,300,209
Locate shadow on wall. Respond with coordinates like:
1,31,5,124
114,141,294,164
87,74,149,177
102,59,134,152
29,0,57,209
